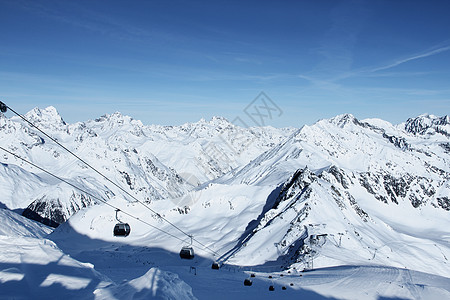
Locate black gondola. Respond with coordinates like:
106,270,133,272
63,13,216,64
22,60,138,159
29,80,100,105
113,209,130,237
114,222,131,236
180,235,195,259
244,278,253,286
0,101,7,113
179,246,195,259
211,262,220,270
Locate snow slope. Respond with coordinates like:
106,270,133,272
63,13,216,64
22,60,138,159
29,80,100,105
0,208,52,238
1,109,450,299
45,191,450,299
0,208,111,298
39,195,450,300
0,107,292,225
47,113,450,276
227,167,450,277
0,208,197,300
219,114,450,277
0,162,48,210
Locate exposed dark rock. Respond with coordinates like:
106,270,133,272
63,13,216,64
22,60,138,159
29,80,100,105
120,171,134,189
359,174,379,197
405,115,450,136
327,166,350,189
409,193,423,208
174,206,190,214
346,192,370,222
275,167,315,209
383,175,411,204
382,133,410,150
437,197,450,211
440,143,450,154
22,208,60,228
22,192,96,227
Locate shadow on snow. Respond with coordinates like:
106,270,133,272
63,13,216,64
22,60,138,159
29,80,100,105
41,222,337,300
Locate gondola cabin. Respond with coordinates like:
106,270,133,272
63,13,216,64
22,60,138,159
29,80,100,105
179,246,194,259
211,262,220,270
244,278,253,286
114,222,131,237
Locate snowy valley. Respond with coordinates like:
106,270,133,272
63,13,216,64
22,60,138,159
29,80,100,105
1,106,450,299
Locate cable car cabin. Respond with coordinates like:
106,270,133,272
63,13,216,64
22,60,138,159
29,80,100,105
114,223,131,237
179,246,194,259
244,278,253,286
211,262,220,270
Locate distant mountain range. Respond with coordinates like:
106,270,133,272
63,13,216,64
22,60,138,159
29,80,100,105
1,107,449,279
0,107,294,225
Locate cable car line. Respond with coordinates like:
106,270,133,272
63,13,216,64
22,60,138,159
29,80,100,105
0,148,283,270
0,145,195,246
2,102,294,271
1,101,219,257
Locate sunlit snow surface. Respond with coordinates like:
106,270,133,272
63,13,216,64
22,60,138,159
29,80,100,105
4,210,449,300
0,208,196,299
0,107,293,224
1,109,450,299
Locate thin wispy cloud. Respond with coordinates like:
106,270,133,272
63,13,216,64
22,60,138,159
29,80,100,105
313,43,450,84
12,0,157,43
371,45,450,72
359,71,434,78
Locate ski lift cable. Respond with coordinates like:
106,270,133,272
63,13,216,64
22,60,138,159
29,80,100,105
0,145,190,245
1,102,219,256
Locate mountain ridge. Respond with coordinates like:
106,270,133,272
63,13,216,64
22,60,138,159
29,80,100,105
1,107,449,299
0,106,294,225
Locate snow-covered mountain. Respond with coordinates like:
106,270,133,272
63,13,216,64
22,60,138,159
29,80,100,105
44,112,449,275
51,113,450,274
218,113,450,276
227,113,449,186
1,108,450,299
404,113,450,136
0,107,294,225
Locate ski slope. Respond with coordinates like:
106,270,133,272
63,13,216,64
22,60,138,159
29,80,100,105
3,204,448,299
0,208,197,299
43,181,450,299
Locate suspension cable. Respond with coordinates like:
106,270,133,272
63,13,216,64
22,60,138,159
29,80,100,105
0,145,187,245
0,101,219,256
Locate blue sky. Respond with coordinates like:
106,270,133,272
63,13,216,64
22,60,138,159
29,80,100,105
1,0,449,127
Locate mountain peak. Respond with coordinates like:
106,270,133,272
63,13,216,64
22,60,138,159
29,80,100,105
210,116,229,122
208,116,233,127
94,111,143,128
325,113,361,128
195,116,231,125
24,106,66,126
405,114,450,136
